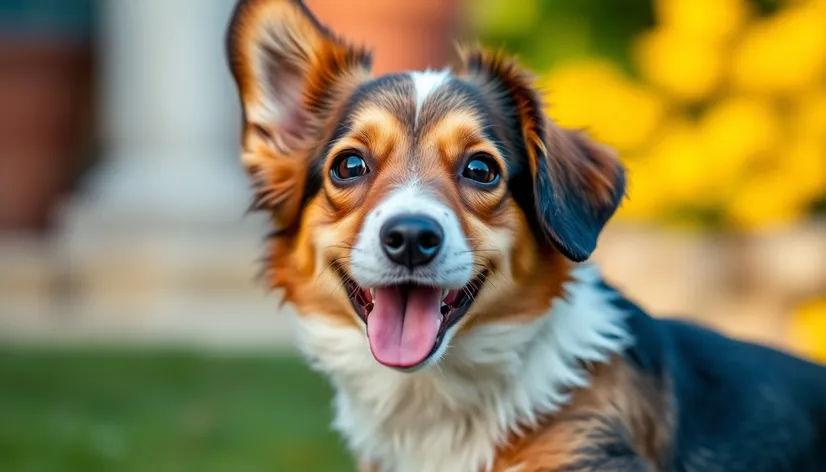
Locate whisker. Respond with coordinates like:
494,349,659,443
461,285,476,302
326,243,360,252
315,256,350,284
484,277,501,294
458,249,502,255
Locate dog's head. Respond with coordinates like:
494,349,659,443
227,0,625,370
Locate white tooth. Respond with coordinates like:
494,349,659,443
441,289,449,301
369,288,375,298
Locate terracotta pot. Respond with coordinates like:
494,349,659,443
305,0,462,75
0,42,93,231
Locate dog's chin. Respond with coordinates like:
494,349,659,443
336,266,487,371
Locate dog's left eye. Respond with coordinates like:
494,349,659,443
462,154,500,185
331,153,369,182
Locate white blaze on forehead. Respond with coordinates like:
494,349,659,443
410,69,451,127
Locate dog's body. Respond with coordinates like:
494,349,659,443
297,266,826,472
225,1,826,470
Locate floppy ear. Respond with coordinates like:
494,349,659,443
226,0,371,227
458,48,625,262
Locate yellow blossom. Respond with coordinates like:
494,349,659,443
791,89,826,139
654,0,749,42
731,2,826,95
617,156,670,221
645,119,719,205
725,170,809,230
543,59,666,152
775,136,826,202
634,27,725,102
789,298,826,364
697,96,780,189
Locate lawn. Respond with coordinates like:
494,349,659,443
0,348,353,472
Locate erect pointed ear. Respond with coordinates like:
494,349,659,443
457,47,625,262
226,0,371,227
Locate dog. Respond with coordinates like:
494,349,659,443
225,1,826,470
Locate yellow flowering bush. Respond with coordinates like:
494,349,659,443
537,0,826,231
731,1,826,95
542,60,666,151
477,1,826,360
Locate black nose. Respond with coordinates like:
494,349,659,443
380,215,444,269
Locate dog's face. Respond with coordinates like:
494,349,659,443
227,0,625,370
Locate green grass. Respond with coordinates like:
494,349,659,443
0,348,353,472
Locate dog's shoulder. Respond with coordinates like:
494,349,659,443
494,292,826,472
624,297,826,471
492,299,673,471
657,316,826,470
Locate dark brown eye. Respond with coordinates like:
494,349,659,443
331,153,369,182
462,154,500,185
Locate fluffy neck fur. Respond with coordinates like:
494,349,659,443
292,265,632,472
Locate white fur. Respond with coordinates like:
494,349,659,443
350,183,472,289
410,69,451,127
292,265,632,472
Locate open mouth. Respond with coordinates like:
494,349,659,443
340,269,487,370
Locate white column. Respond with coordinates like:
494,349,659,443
51,0,286,347
75,0,249,229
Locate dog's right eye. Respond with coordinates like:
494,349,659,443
462,154,500,186
331,152,370,182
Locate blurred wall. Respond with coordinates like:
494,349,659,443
306,0,461,75
0,0,95,230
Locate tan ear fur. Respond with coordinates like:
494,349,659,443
226,0,371,228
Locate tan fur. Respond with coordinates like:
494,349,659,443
492,359,671,471
227,0,371,228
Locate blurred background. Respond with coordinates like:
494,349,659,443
0,0,824,470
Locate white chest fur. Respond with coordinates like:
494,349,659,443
291,266,631,472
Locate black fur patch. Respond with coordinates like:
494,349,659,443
603,279,826,472
533,137,626,262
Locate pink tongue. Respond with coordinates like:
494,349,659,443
366,286,442,368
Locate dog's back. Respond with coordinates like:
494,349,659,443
621,295,826,471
